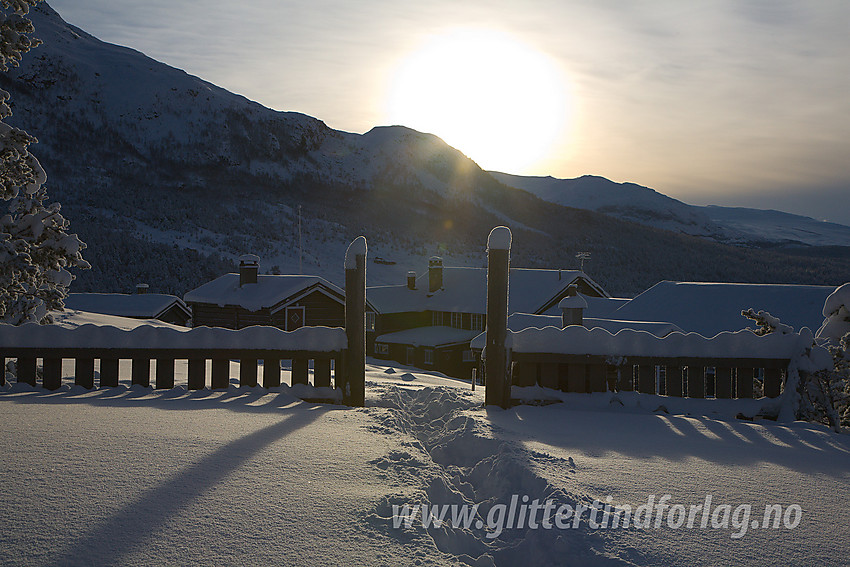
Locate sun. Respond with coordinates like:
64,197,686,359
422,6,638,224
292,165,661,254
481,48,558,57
383,28,572,174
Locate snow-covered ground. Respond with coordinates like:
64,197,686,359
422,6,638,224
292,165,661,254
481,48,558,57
1,361,848,566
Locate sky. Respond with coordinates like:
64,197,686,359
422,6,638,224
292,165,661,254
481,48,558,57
46,0,850,224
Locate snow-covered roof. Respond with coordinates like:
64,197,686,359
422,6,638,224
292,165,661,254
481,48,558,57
612,281,835,337
375,326,481,348
507,313,681,337
53,309,191,331
540,295,630,318
367,267,608,315
64,293,188,320
183,274,344,312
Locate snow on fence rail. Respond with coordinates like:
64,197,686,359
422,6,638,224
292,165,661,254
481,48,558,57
491,325,811,399
0,323,348,391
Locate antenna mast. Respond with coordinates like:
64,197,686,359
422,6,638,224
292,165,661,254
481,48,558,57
298,205,303,275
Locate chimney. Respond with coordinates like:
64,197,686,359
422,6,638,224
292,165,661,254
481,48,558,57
239,254,260,287
407,271,416,290
135,283,149,295
559,284,587,328
428,256,443,293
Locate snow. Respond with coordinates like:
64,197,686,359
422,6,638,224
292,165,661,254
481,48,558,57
63,292,186,319
487,226,512,250
506,313,681,337
0,320,346,351
471,325,824,363
612,281,834,337
345,236,368,269
817,282,850,343
368,267,606,315
1,360,848,566
184,274,343,312
703,205,850,247
375,326,481,348
822,282,850,317
238,253,260,264
558,295,588,309
52,309,189,331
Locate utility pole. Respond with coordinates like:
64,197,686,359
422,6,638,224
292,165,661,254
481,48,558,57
298,204,303,275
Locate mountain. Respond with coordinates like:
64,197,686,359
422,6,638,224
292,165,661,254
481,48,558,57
2,3,850,298
489,172,850,248
488,172,722,237
700,205,850,247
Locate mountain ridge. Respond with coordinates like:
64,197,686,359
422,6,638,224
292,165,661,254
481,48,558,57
2,3,849,297
489,171,850,247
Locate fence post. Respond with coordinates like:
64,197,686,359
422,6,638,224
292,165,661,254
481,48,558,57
764,367,782,398
18,356,36,386
687,366,705,398
344,236,367,407
715,367,733,399
240,357,258,388
638,364,655,394
211,358,229,389
485,226,511,408
156,357,175,389
736,367,755,399
292,357,309,386
100,358,119,387
43,357,62,390
131,357,150,387
75,357,95,389
188,358,205,390
313,358,331,388
666,365,684,397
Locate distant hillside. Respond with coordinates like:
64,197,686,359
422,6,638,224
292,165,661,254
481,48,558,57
2,3,849,297
491,171,850,248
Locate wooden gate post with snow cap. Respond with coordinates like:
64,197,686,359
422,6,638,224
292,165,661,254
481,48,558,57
343,236,367,407
485,226,511,408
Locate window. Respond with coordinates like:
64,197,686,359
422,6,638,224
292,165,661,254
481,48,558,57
374,343,388,355
366,312,376,332
471,313,485,331
463,350,476,362
423,349,434,365
432,311,444,326
451,312,462,329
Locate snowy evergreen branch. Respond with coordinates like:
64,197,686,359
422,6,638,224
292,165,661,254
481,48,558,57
0,0,88,324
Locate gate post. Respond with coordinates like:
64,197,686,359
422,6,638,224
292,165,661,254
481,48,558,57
344,236,367,407
485,226,511,408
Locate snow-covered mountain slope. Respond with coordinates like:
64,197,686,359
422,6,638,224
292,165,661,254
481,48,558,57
489,172,722,237
490,171,850,248
701,205,850,247
3,3,849,297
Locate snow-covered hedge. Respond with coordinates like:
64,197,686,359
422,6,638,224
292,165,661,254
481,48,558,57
0,323,346,351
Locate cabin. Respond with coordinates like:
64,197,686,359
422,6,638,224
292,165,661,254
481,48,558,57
367,256,610,378
184,255,347,330
64,285,192,326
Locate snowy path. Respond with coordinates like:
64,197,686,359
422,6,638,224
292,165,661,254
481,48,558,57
2,364,849,566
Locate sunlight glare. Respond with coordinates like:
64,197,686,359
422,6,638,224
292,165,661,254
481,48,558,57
384,29,572,174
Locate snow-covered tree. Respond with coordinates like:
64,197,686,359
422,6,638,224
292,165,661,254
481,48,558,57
816,282,850,346
0,0,88,324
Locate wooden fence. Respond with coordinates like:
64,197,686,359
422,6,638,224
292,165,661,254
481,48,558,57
0,237,369,406
510,353,788,399
1,346,343,392
480,226,806,408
